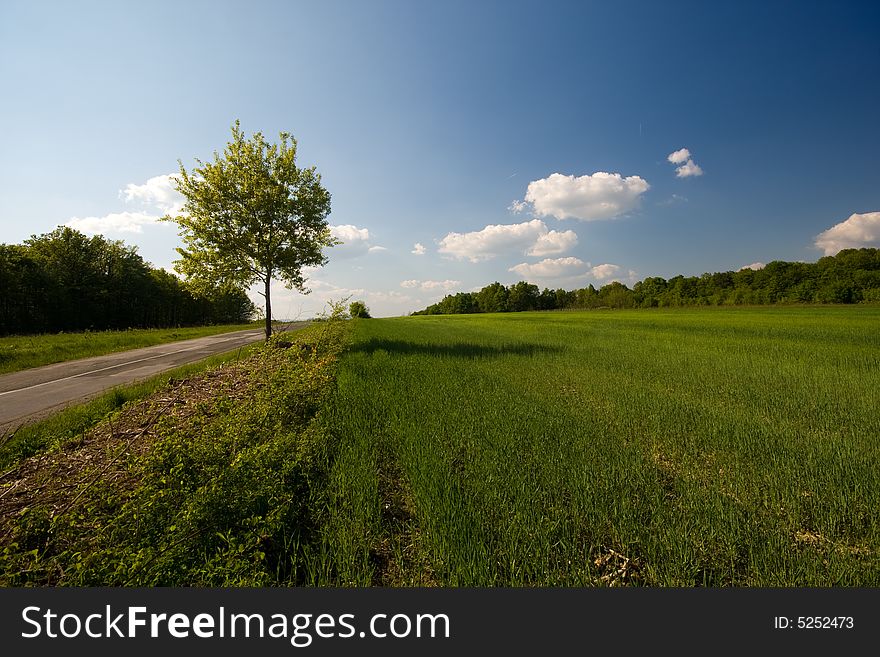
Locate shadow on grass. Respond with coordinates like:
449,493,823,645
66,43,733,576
351,338,560,359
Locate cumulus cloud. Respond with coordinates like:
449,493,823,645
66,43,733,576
589,263,621,280
438,219,578,262
411,242,426,255
675,160,703,178
400,279,461,291
329,224,385,257
509,257,587,278
508,258,631,283
120,173,185,214
330,224,370,244
667,148,691,164
526,229,578,257
66,211,162,235
516,172,650,222
65,173,188,237
739,262,766,271
814,211,880,256
667,147,703,178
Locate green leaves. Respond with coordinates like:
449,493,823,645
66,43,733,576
163,120,334,337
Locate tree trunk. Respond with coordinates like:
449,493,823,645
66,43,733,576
264,276,272,340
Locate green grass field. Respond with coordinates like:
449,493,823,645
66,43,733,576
0,323,261,375
3,307,877,587
318,307,880,586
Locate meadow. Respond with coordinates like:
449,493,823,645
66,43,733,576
0,323,260,375
318,306,880,586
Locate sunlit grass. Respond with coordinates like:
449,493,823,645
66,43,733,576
318,307,880,586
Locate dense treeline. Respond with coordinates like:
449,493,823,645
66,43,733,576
413,248,880,315
0,227,256,335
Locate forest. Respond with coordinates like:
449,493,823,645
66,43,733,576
413,248,880,315
0,227,255,335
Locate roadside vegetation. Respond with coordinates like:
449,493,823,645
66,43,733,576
0,321,348,585
0,342,263,471
0,322,264,376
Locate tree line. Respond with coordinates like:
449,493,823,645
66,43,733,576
413,248,880,315
0,227,256,335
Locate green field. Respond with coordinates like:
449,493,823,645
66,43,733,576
0,323,261,375
3,307,878,586
318,307,880,586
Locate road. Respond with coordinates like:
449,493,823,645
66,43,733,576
0,323,307,435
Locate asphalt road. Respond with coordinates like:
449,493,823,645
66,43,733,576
0,323,307,435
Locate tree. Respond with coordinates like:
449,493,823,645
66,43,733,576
476,282,509,313
349,300,371,318
164,120,334,339
508,281,539,312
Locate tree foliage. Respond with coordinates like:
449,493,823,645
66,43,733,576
349,300,371,319
413,249,880,315
165,120,334,339
0,227,255,335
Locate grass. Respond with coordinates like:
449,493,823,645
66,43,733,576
317,306,880,586
0,322,262,375
3,307,877,587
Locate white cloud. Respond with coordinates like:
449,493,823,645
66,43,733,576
330,224,370,244
814,211,880,256
667,148,703,178
519,172,650,221
526,229,578,257
329,224,383,258
65,211,162,235
120,173,185,214
589,263,621,280
507,259,630,283
437,219,578,262
400,279,461,291
411,242,426,255
667,148,691,164
738,262,766,271
675,159,703,178
509,257,587,278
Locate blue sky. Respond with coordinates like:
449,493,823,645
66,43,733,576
2,0,879,317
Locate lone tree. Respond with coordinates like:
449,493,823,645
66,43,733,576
164,120,334,339
349,300,371,318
